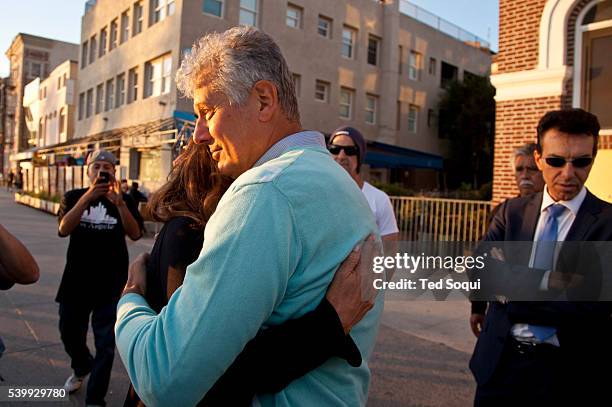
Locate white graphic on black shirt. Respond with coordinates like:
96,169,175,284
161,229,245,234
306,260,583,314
80,202,118,230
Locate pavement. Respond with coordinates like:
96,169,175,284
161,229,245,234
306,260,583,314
0,189,478,406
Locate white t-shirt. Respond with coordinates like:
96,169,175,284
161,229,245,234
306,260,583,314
361,181,399,237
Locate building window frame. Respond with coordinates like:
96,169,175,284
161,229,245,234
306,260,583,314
286,3,302,29
99,27,108,57
89,35,97,64
116,73,126,107
409,51,421,81
105,79,115,112
365,94,377,124
120,10,130,44
144,53,172,98
95,83,104,114
133,1,144,36
86,88,93,118
203,0,223,18
239,0,258,26
408,104,419,133
341,26,356,59
367,35,380,66
128,67,139,103
314,80,329,103
428,57,437,76
318,15,332,38
339,87,353,119
110,18,118,50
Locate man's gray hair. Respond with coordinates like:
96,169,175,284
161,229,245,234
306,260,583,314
176,26,300,121
511,142,538,167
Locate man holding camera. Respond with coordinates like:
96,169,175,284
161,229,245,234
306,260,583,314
57,149,142,407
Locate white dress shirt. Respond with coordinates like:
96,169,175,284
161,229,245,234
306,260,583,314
511,186,587,345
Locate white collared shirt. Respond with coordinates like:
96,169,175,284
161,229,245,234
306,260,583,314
512,186,587,346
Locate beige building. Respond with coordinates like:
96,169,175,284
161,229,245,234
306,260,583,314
65,0,491,191
23,60,78,152
4,34,78,173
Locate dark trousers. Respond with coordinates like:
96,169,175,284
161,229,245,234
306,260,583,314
473,338,609,407
59,301,117,406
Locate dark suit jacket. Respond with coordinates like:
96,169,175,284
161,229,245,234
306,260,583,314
469,189,612,386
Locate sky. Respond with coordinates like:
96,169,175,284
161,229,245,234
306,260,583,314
0,0,499,77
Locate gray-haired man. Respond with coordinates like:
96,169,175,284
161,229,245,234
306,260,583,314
116,26,381,406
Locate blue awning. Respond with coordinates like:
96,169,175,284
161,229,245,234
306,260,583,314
365,141,443,170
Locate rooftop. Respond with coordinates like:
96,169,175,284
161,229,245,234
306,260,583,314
399,0,491,50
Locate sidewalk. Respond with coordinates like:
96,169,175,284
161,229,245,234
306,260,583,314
0,190,153,407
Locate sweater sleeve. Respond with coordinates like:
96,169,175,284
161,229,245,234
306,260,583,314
115,182,301,407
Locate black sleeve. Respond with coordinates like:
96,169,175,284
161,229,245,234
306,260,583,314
0,271,15,291
122,193,145,233
471,300,487,315
57,190,79,237
199,298,362,406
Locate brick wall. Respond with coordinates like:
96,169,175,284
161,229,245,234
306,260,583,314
492,96,563,203
497,0,548,74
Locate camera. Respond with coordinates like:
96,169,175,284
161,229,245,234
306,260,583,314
96,171,111,185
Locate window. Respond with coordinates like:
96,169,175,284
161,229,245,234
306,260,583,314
292,73,301,97
59,108,66,136
286,4,302,29
144,54,172,98
203,0,223,17
81,41,89,69
367,35,379,66
116,73,126,107
31,63,42,78
133,1,144,35
89,35,97,64
409,51,421,80
110,19,118,50
396,101,402,130
99,27,107,57
78,93,85,120
86,89,93,118
440,61,458,88
95,83,104,114
105,79,114,111
239,0,257,26
151,0,175,24
428,57,436,75
339,88,353,119
428,109,438,128
314,80,329,102
581,26,612,128
128,67,139,103
365,94,377,124
408,105,419,133
121,10,130,43
342,26,356,59
318,15,332,38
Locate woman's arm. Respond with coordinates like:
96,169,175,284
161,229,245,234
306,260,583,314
199,242,373,406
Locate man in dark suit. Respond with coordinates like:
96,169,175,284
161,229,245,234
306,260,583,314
470,108,612,406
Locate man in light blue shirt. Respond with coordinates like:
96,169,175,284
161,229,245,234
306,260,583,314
115,26,382,406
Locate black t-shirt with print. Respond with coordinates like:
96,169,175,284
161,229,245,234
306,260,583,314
56,188,143,305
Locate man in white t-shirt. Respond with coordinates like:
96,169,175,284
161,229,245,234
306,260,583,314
328,126,399,240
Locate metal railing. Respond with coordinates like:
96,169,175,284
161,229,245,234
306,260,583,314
390,196,493,242
399,0,490,49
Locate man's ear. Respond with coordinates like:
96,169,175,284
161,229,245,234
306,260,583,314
252,80,278,122
534,149,544,171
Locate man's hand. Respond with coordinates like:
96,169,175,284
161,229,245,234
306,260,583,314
122,253,149,297
470,313,485,337
105,179,125,207
82,176,111,203
326,234,378,335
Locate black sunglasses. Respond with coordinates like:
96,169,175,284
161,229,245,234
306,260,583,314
545,157,593,168
328,145,359,156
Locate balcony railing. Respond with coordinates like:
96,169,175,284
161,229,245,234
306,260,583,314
399,0,490,49
390,196,493,242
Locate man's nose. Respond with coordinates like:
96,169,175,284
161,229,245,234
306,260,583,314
560,161,576,178
193,119,212,145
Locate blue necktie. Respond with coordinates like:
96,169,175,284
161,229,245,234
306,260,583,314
530,203,567,342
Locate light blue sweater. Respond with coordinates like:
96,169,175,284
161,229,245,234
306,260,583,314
116,133,382,406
